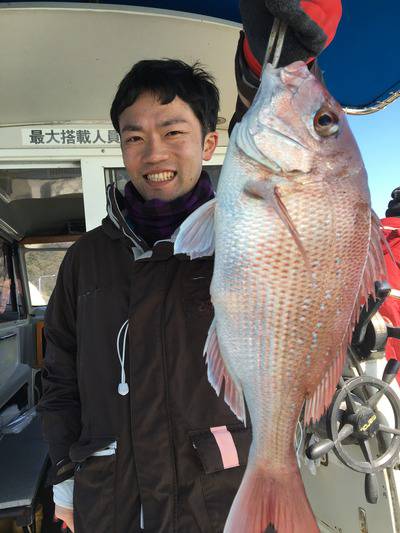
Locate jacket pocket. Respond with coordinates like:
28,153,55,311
189,424,251,533
73,455,116,533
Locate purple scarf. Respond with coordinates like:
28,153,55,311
124,171,215,246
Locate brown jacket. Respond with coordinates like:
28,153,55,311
39,185,251,533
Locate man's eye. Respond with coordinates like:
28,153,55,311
126,136,142,144
166,130,184,137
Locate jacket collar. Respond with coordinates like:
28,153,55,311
101,184,150,257
102,183,182,261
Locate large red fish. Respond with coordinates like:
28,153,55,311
175,60,386,533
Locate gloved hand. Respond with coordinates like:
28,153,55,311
241,0,342,69
229,0,342,133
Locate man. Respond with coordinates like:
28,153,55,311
38,2,341,532
40,59,251,533
379,187,400,382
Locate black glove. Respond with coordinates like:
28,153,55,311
241,0,342,68
229,0,342,133
386,188,400,218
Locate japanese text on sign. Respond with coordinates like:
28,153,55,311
22,128,120,146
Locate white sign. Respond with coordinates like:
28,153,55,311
22,128,120,146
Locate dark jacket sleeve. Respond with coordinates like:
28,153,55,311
37,247,81,484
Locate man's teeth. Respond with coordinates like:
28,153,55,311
146,171,175,182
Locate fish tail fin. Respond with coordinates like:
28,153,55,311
224,462,319,533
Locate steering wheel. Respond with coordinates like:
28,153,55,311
306,360,400,503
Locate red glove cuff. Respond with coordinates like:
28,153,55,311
301,0,342,49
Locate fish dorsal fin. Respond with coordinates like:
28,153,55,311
304,212,387,425
378,212,396,265
174,198,216,259
204,318,247,425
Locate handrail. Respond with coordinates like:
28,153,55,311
344,91,400,115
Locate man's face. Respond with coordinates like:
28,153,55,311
119,92,218,201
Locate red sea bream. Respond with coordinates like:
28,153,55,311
175,60,386,533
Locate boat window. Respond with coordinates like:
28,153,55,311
0,166,84,238
104,165,222,192
0,167,82,201
23,242,73,306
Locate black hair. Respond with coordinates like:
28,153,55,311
110,59,220,138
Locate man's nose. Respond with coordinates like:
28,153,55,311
143,138,168,163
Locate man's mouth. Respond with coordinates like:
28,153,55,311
144,171,177,183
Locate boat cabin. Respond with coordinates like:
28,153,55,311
0,3,399,532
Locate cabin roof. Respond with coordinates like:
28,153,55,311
0,4,239,129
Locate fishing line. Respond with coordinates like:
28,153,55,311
263,18,288,69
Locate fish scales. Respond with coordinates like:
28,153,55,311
174,60,386,533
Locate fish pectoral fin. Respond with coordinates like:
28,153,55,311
273,186,310,269
204,318,246,425
244,180,310,269
174,198,216,259
244,180,311,271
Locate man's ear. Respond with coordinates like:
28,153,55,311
202,131,218,161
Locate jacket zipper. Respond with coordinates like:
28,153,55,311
160,262,179,532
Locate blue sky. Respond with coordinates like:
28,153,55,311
348,98,400,218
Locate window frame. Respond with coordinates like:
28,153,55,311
0,238,25,322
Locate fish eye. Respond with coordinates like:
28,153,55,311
313,109,339,137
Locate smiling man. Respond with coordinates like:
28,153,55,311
119,91,217,202
38,1,341,531
40,60,251,533
110,61,220,250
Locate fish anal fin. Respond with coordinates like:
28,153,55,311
204,319,246,425
304,346,346,425
174,198,216,259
